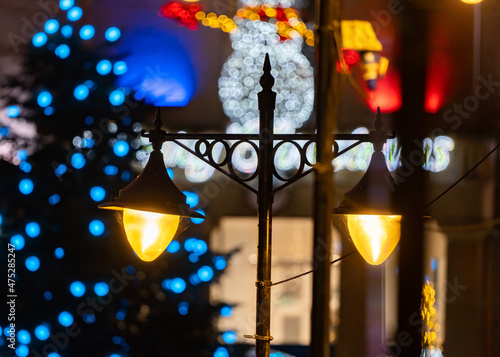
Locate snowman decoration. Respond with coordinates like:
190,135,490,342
219,0,314,135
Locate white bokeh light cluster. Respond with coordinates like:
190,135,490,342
219,18,314,135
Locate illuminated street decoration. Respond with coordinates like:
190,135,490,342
159,1,429,182
422,282,444,357
159,129,455,183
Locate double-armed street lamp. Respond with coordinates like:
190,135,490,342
100,52,401,357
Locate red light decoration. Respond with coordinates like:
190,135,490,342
160,2,201,30
366,69,402,113
424,53,450,113
336,49,360,73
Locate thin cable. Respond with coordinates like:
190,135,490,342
270,251,357,287
426,143,500,208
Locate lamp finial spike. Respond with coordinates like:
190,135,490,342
374,107,383,131
260,53,275,91
154,107,163,130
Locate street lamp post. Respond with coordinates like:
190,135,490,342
101,53,398,357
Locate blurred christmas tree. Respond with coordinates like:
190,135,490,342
0,1,233,356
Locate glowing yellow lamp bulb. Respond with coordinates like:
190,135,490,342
346,214,401,265
460,0,483,3
122,208,180,262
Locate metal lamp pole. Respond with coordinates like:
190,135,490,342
311,0,341,354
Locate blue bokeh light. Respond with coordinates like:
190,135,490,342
61,25,73,38
222,331,237,344
214,347,229,357
70,281,86,297
96,60,112,75
44,107,55,116
189,273,201,285
6,105,20,118
44,291,53,300
109,90,125,106
89,220,105,236
71,153,86,169
37,91,52,107
105,27,121,42
0,213,2,225
55,44,70,59
193,240,208,256
116,28,196,106
32,32,47,47
94,282,109,296
183,191,199,208
121,170,131,182
20,162,32,173
90,186,106,202
197,266,214,282
25,222,40,238
178,302,189,316
34,324,50,341
190,210,205,224
58,311,74,327
10,235,25,250
220,306,233,317
54,247,65,259
44,19,59,34
115,308,126,321
17,150,27,161
67,6,83,21
17,330,30,344
166,240,180,253
184,238,197,252
170,278,186,293
79,25,95,40
15,344,29,357
0,127,10,137
167,168,174,179
25,256,40,271
113,140,129,157
104,165,119,175
19,179,34,195
74,84,89,100
188,253,199,263
48,353,61,357
59,0,74,10
49,194,61,205
113,61,128,75
83,314,96,324
55,164,67,177
213,256,227,270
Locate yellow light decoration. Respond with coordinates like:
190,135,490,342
460,0,483,3
122,208,180,262
346,214,401,265
422,282,443,352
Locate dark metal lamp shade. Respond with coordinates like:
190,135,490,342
99,150,204,219
334,151,399,216
333,150,402,265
